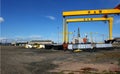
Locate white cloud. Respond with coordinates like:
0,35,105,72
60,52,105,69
0,35,44,43
0,37,6,42
115,19,120,24
0,37,6,40
0,17,4,23
29,35,42,40
46,16,55,20
15,35,42,40
113,33,120,37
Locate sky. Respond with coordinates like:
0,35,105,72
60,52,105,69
0,0,120,43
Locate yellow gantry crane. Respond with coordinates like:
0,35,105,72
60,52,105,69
62,4,120,43
64,17,113,43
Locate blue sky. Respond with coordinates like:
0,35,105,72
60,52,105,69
0,0,120,43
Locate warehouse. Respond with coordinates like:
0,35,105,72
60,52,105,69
29,40,53,45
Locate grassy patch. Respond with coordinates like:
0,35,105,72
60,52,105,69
24,60,58,74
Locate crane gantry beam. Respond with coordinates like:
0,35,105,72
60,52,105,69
63,17,113,43
63,9,120,16
66,17,112,22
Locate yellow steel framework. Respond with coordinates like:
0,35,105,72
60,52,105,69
63,9,120,16
62,6,120,43
63,17,113,43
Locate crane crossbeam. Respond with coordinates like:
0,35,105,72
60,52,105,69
66,17,112,22
63,9,120,16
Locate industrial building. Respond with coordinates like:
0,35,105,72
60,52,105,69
29,40,53,45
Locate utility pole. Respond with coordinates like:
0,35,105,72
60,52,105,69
57,26,59,44
78,27,80,37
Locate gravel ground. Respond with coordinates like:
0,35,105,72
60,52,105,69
1,46,120,74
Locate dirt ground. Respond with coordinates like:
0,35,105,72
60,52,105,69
0,46,120,74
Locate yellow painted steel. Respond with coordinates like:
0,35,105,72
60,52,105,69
66,17,112,22
62,8,120,43
108,17,113,40
63,17,113,43
63,9,120,16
